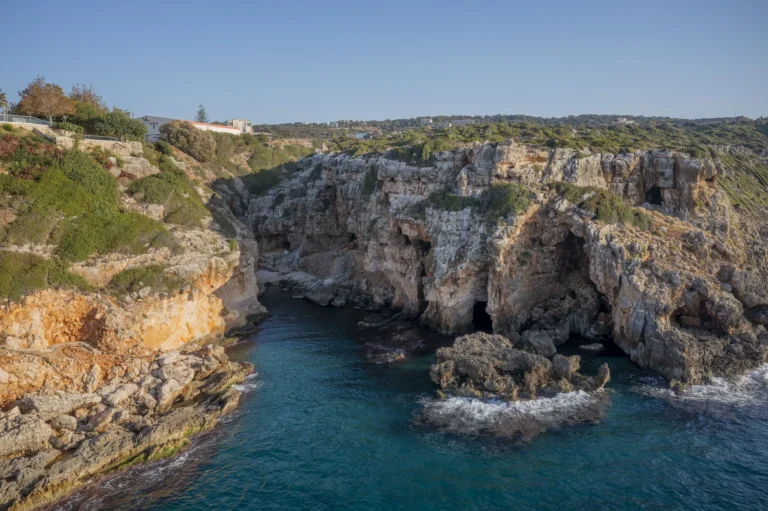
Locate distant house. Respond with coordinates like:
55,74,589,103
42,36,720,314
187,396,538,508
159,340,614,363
225,119,253,134
138,115,243,142
138,115,174,143
419,118,433,126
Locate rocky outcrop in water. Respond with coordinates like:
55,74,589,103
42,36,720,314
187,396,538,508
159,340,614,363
430,332,609,400
0,345,251,511
233,140,768,385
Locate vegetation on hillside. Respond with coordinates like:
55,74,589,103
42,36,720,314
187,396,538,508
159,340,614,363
108,265,185,296
407,183,533,219
0,251,91,301
0,131,173,262
129,143,211,227
552,182,653,230
332,119,768,163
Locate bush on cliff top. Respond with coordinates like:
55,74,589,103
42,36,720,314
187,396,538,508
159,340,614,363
161,121,216,162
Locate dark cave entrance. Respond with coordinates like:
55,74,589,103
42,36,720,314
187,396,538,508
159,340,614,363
644,186,663,206
472,301,493,332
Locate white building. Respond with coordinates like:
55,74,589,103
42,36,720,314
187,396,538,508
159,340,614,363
138,115,174,142
138,116,243,142
225,119,253,134
419,117,433,126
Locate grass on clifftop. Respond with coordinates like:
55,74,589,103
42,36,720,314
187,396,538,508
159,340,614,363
332,119,768,162
0,251,91,301
0,133,174,262
716,151,768,213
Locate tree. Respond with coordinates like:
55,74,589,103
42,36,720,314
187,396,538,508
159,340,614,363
93,108,147,141
195,105,209,123
0,90,7,114
160,121,216,161
69,84,107,123
16,77,74,122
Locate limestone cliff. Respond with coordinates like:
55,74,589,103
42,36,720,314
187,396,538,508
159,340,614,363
0,139,265,407
234,140,767,384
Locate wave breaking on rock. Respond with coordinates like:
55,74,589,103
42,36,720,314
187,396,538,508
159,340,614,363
416,391,610,441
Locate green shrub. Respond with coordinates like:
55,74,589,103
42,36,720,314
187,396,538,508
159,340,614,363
108,265,184,296
434,192,482,212
88,145,124,170
93,108,147,141
229,238,239,252
160,121,216,162
0,145,173,261
128,160,210,227
1,124,14,132
0,251,91,301
155,140,174,155
554,182,653,230
53,121,84,134
488,182,532,216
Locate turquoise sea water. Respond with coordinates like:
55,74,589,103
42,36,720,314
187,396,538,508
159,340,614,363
57,290,768,510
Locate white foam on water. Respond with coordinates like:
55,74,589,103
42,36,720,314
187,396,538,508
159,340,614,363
633,364,768,406
233,372,261,393
420,391,605,437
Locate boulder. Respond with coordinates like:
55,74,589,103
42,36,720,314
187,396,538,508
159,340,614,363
523,330,557,357
49,414,78,432
306,285,335,306
0,415,53,457
18,393,101,420
102,383,138,408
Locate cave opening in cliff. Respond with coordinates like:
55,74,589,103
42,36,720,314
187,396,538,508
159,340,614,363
473,301,493,332
645,186,663,205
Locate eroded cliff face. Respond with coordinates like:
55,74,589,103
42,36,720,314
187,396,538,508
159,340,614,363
0,143,266,408
239,140,767,384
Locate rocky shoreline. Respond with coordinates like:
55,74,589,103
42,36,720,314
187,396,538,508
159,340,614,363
0,344,251,511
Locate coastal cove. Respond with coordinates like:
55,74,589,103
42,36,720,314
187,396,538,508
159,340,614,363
53,290,768,511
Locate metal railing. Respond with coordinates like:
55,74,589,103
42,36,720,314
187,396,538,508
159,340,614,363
82,134,118,141
0,113,51,126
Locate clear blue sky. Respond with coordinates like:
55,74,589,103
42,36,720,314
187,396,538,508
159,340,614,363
5,0,767,124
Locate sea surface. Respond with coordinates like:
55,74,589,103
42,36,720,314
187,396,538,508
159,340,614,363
55,290,768,510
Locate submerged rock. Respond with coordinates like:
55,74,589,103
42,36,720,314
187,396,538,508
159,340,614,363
580,343,606,353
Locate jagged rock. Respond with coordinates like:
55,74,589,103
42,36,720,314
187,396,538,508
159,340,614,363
155,379,182,408
18,393,101,420
552,354,580,379
102,383,138,408
49,414,78,432
0,415,53,457
430,332,606,401
306,285,335,306
522,330,557,357
83,364,102,393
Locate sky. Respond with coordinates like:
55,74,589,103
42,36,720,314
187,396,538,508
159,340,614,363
4,0,767,124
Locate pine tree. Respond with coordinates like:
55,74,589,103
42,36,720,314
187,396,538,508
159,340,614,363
195,105,209,123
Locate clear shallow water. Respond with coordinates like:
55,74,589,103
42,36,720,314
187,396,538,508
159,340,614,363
57,291,768,511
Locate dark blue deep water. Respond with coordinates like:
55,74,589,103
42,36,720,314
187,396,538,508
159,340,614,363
58,290,768,510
